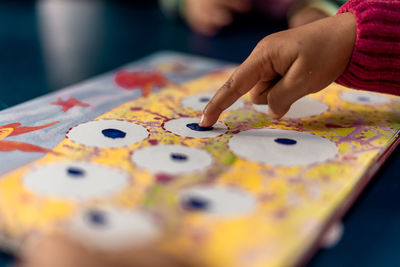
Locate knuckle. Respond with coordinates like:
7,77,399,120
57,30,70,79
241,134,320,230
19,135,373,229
221,75,243,99
287,74,306,87
221,77,234,91
253,36,272,60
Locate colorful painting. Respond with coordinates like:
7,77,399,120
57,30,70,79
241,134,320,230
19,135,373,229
0,52,399,267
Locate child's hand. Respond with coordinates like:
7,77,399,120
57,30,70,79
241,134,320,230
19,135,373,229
199,12,356,127
183,0,251,36
20,234,192,267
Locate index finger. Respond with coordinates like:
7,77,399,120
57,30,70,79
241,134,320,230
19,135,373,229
200,54,263,127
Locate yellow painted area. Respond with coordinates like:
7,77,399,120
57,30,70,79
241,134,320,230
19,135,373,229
0,68,400,267
0,128,13,140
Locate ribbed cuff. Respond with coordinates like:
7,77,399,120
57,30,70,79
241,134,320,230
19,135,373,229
335,0,400,95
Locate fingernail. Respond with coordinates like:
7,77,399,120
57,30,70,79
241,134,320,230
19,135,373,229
199,114,205,126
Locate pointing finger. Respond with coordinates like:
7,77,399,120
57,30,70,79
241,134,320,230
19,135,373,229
200,52,264,127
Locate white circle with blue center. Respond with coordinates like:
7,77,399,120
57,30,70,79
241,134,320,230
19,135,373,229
340,91,391,105
131,145,212,175
253,97,328,119
179,185,256,218
66,119,149,148
164,117,227,139
229,128,338,166
181,92,244,112
68,206,160,251
23,162,129,201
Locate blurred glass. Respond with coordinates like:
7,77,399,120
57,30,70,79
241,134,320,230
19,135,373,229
36,0,105,89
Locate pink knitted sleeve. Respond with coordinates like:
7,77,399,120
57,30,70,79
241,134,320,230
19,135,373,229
336,0,400,95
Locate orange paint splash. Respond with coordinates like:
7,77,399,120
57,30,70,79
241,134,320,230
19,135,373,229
0,121,59,153
2,121,59,137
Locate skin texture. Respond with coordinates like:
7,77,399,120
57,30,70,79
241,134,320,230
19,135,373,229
199,12,357,127
20,234,195,267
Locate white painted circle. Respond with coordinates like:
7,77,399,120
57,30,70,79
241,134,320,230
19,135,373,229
181,92,244,112
131,145,212,175
228,128,338,166
67,119,149,148
179,185,256,217
253,97,328,119
23,162,130,201
164,117,227,139
68,206,160,250
340,91,391,105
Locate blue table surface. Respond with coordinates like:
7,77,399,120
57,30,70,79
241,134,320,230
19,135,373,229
1,1,400,266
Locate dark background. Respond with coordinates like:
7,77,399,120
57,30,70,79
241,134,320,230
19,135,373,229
1,1,400,266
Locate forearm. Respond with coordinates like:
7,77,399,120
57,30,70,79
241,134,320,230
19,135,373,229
335,0,400,95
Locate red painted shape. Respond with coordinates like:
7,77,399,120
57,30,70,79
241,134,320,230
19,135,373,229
148,139,158,145
0,140,53,153
325,123,343,129
3,121,59,137
155,173,174,184
0,121,59,153
114,70,167,97
343,155,358,161
51,97,90,112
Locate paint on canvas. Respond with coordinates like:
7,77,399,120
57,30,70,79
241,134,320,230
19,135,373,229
0,52,399,267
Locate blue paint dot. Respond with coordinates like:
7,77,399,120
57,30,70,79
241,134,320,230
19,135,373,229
186,123,213,132
87,210,107,226
170,153,188,162
357,96,370,102
274,138,297,145
199,97,210,103
101,128,126,139
183,196,209,211
67,167,85,177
